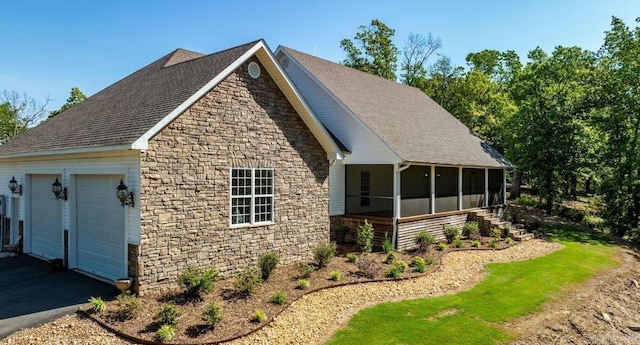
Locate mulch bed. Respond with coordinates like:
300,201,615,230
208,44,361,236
84,238,516,344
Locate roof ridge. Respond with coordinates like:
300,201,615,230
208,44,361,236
163,39,263,69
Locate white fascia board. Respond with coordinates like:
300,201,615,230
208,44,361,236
0,144,133,160
131,41,267,150
255,46,343,161
275,46,402,164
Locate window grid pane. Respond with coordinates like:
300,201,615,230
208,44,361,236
254,196,273,223
231,197,251,225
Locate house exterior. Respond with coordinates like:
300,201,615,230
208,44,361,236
275,47,513,250
0,40,343,294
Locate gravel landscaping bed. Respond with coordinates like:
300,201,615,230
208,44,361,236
0,239,560,345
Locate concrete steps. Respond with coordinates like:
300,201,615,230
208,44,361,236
469,208,534,241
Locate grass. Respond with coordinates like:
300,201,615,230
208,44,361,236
326,226,619,345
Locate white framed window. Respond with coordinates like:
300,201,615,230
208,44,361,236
230,168,274,226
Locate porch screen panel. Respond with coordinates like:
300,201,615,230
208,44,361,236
435,167,458,213
488,169,504,206
400,166,430,217
345,165,393,217
462,168,485,209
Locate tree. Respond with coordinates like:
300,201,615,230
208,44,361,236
401,33,441,87
49,87,86,118
0,90,49,143
340,19,400,80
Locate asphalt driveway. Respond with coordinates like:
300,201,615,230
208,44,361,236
0,254,118,339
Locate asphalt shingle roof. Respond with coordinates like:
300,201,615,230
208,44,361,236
282,47,512,168
0,40,260,155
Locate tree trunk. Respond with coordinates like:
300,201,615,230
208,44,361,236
509,170,522,199
585,176,591,195
570,174,577,200
545,170,553,215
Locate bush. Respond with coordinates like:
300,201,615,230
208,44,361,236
414,231,436,251
488,240,498,248
156,324,175,343
357,255,380,278
426,257,437,265
178,266,220,300
436,243,447,251
258,251,280,280
330,271,342,281
382,232,394,254
297,279,310,289
270,291,287,305
471,240,481,248
356,220,375,252
516,195,539,207
234,267,262,296
453,239,464,248
201,302,224,325
394,260,408,273
462,221,480,239
332,225,350,243
386,261,408,279
116,292,141,320
88,296,105,314
506,237,514,244
251,310,267,323
491,227,502,241
582,215,604,229
153,304,182,327
298,263,315,278
346,253,358,263
411,256,426,273
384,251,397,264
313,242,337,267
443,225,460,244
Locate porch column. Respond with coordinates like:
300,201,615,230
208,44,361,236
392,164,401,248
430,165,435,214
503,168,507,204
458,166,463,210
484,168,489,207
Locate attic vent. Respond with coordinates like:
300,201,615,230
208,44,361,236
280,56,289,69
248,62,261,79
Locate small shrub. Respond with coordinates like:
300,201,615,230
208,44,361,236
178,266,220,300
453,239,464,248
356,219,375,252
298,263,315,278
357,255,380,278
516,195,539,207
153,304,182,327
332,225,350,243
462,221,480,240
116,292,141,320
471,240,481,248
201,302,224,325
313,242,337,268
88,296,105,314
156,325,175,343
385,261,407,279
491,227,502,241
411,256,426,273
330,271,342,281
394,260,408,273
443,225,460,244
381,232,394,254
582,215,604,229
258,251,280,280
384,251,397,264
234,267,262,296
437,243,447,251
346,253,358,263
506,237,514,244
297,279,310,289
488,240,498,248
414,231,436,252
426,257,437,265
270,291,287,305
251,310,267,323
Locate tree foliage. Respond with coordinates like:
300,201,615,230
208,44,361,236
401,33,441,87
0,90,49,143
340,19,400,80
49,87,86,118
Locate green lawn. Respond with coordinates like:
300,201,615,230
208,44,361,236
326,226,619,345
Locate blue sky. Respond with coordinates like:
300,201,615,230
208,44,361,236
1,0,639,111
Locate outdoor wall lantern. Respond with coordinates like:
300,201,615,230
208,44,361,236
8,176,22,195
116,179,135,208
52,178,67,201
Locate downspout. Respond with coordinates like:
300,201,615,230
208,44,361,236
392,163,410,249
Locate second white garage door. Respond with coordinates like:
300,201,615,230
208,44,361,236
76,175,126,281
30,174,63,259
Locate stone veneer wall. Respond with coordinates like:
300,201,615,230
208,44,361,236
136,57,330,294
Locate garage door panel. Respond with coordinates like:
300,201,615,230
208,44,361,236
76,175,126,281
31,175,63,259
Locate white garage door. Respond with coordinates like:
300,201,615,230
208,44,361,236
76,175,126,281
30,175,63,259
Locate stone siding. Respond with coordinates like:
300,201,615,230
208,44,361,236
137,57,329,293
